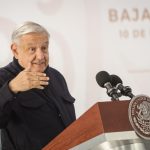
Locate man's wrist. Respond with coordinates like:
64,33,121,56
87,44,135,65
9,80,19,94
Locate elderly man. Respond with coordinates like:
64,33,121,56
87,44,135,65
0,22,76,150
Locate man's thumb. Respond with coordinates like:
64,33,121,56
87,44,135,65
24,61,32,72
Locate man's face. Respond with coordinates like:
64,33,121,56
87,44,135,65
12,33,49,72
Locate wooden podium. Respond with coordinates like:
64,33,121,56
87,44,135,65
42,100,149,150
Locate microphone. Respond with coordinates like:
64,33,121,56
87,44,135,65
110,74,134,98
96,71,119,101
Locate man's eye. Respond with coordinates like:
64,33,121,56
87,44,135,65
29,48,36,52
41,46,48,52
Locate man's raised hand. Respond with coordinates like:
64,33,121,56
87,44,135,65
9,61,49,93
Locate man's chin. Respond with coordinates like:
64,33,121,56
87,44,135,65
31,64,47,72
31,68,46,72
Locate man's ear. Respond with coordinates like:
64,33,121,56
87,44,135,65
11,43,19,59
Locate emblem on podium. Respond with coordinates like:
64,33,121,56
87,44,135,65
129,94,150,139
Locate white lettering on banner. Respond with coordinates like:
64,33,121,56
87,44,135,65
109,8,150,22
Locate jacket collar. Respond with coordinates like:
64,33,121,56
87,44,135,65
11,57,24,73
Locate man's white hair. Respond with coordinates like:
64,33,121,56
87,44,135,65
11,21,50,43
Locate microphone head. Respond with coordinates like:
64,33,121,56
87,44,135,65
96,71,111,88
110,74,123,86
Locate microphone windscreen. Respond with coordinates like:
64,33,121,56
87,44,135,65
96,71,110,87
110,74,122,86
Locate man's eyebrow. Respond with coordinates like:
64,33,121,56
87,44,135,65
43,41,49,45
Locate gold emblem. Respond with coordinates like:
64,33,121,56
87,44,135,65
128,95,150,139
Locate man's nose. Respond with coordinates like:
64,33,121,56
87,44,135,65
36,49,45,60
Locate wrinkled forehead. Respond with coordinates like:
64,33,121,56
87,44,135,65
26,41,49,46
18,33,49,46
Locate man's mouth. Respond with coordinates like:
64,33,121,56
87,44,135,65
32,62,45,65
